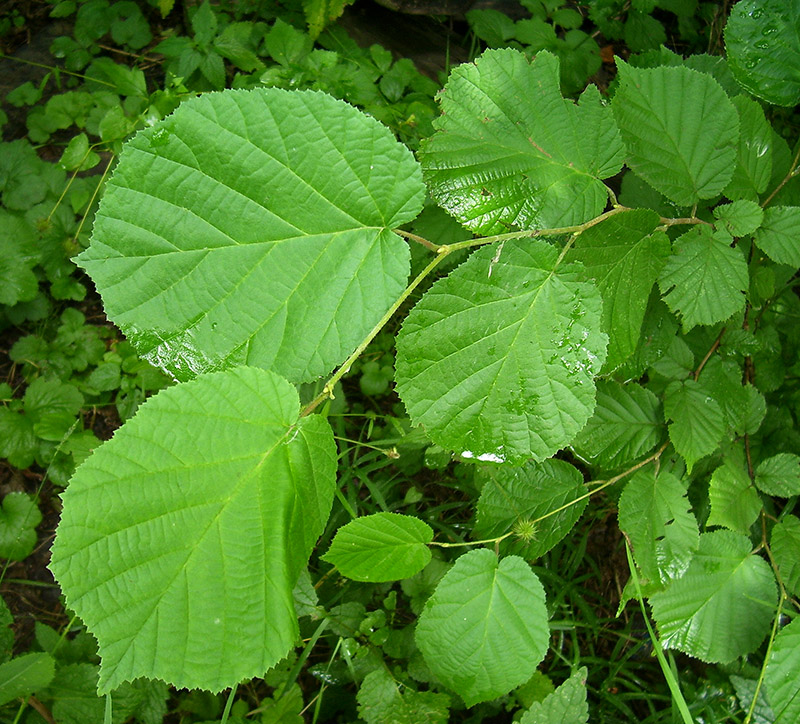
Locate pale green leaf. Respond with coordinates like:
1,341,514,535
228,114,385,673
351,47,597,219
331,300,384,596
713,200,764,237
723,96,773,201
474,459,587,561
49,367,337,693
707,460,761,533
725,0,800,107
766,618,800,723
755,453,800,496
572,381,663,470
569,209,670,369
415,549,549,706
663,379,726,472
356,668,450,724
612,61,739,206
771,516,800,597
0,492,42,561
395,241,607,464
753,206,800,267
0,653,55,706
519,667,588,724
618,470,698,586
658,226,748,331
77,88,424,384
302,0,354,40
322,513,433,582
419,49,624,235
649,530,777,663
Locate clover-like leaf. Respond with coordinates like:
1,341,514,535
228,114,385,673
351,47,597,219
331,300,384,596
323,513,433,582
612,61,739,207
649,530,777,663
77,88,424,383
420,49,624,235
416,549,549,706
50,367,337,693
396,240,607,464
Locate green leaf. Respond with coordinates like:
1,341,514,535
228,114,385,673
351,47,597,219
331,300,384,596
611,61,739,206
649,530,777,663
303,0,355,40
725,0,800,107
755,454,800,496
618,470,698,586
474,459,588,561
753,207,800,267
658,226,748,331
419,49,624,235
416,549,549,706
572,381,663,469
569,209,669,369
663,379,726,472
0,652,56,707
24,377,83,442
724,96,773,201
77,88,424,384
519,667,588,724
713,200,764,237
49,367,337,693
322,513,433,582
356,669,450,724
771,516,800,597
766,618,800,723
707,460,762,533
396,240,607,464
0,492,42,561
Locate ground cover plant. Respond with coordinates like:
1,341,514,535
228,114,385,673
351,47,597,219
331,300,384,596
2,1,800,722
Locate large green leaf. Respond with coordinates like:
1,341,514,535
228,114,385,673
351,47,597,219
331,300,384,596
611,61,739,206
755,454,800,496
649,530,777,663
415,549,549,706
49,367,337,693
568,209,670,369
725,0,800,107
753,207,800,267
771,516,800,597
658,226,748,331
474,459,587,561
723,96,773,201
322,513,433,582
766,618,800,723
707,459,761,533
572,381,663,470
395,240,607,464
663,379,726,472
77,88,424,383
520,668,588,724
618,470,698,586
419,49,624,235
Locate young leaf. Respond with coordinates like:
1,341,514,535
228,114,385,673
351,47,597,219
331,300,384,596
755,453,800,496
725,0,800,107
357,668,450,724
723,96,773,201
0,653,56,707
396,240,607,464
649,530,777,663
419,49,624,235
707,460,761,533
753,207,800,267
474,459,587,561
765,618,800,724
658,226,748,331
771,516,800,597
571,381,663,470
663,379,726,472
77,88,424,384
611,61,739,207
49,367,337,693
568,209,670,369
0,492,42,561
519,667,589,724
322,512,433,582
415,549,549,706
713,200,763,237
618,470,698,586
